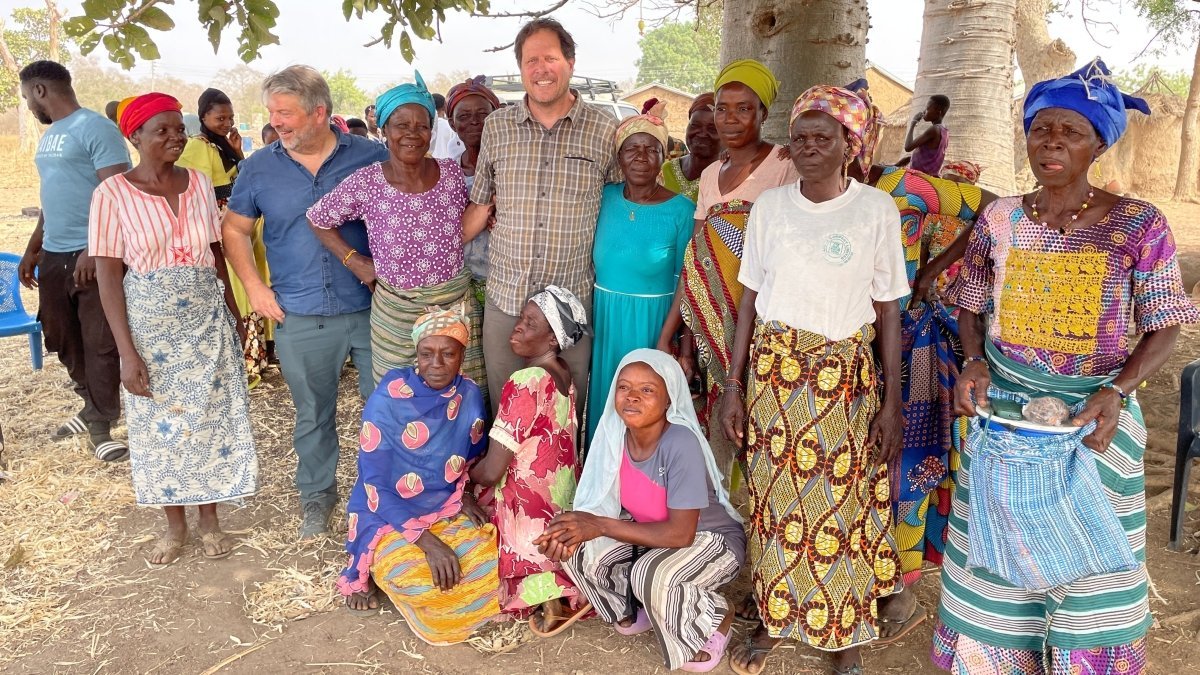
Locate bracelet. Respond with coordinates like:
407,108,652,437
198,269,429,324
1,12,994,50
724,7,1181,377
724,378,744,392
342,248,358,266
1104,382,1129,400
963,355,986,366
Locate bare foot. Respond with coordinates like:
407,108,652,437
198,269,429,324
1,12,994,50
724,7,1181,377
346,578,379,612
729,623,780,675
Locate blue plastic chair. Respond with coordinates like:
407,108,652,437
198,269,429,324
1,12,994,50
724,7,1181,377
0,251,43,369
1170,358,1200,551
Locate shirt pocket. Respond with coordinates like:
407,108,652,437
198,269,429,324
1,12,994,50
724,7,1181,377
556,145,606,201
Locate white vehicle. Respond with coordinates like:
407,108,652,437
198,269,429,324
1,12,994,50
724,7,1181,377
487,74,640,120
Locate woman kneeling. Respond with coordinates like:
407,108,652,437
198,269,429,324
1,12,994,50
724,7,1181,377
336,307,498,645
538,349,745,672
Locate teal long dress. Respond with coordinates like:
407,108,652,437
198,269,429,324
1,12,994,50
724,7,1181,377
587,183,695,445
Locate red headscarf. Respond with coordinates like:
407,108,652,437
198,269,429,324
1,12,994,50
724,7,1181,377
445,75,501,117
118,92,182,139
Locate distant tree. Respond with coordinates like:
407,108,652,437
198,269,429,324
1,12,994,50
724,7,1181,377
214,63,268,126
427,70,473,96
324,69,372,118
68,56,136,114
634,19,719,93
0,4,66,152
1131,0,1200,200
1114,65,1192,96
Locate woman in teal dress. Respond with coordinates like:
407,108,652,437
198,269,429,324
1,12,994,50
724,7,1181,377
588,113,694,445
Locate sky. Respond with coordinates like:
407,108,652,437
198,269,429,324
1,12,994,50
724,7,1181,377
3,0,1195,90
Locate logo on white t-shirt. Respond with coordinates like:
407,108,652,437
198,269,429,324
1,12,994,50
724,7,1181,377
822,233,852,265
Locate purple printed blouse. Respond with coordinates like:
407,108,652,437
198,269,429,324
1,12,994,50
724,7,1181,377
308,158,467,289
951,196,1200,376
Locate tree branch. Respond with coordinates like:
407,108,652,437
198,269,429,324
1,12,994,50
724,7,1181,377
0,20,20,77
485,0,570,18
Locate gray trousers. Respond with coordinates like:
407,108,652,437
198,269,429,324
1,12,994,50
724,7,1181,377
274,310,373,507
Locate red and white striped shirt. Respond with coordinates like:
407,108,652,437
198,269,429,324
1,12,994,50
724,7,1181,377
89,168,221,272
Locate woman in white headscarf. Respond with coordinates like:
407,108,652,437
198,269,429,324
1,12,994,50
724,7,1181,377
536,349,744,672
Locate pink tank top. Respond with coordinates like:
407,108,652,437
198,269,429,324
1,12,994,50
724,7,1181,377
619,448,669,523
911,125,949,176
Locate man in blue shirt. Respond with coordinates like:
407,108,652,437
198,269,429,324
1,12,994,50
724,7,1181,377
223,65,388,539
16,61,130,462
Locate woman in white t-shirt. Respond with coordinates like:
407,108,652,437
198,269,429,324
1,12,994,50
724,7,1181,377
718,86,908,675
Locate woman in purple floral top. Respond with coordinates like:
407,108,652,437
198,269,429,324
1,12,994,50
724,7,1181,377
309,75,486,398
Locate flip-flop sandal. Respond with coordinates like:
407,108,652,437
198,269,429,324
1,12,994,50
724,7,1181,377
529,601,592,638
682,627,731,673
53,415,88,440
200,532,235,560
91,439,129,462
734,593,760,623
345,591,381,616
729,635,780,675
146,537,185,566
612,608,652,636
874,603,927,646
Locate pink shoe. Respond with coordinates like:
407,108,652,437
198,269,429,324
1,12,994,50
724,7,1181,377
613,608,651,636
681,628,730,673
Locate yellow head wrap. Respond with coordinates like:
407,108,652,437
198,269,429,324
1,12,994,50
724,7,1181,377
614,114,669,154
714,59,780,109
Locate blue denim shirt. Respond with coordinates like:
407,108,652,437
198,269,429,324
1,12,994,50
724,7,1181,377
228,130,389,316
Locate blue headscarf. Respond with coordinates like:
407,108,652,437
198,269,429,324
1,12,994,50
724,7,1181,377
1023,58,1150,148
374,71,436,129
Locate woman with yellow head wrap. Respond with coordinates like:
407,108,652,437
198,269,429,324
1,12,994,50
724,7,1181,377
656,58,798,486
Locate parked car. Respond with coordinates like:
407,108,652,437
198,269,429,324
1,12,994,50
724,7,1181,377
487,74,639,120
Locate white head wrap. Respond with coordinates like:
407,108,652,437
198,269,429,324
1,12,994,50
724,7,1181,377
530,285,589,351
573,349,742,566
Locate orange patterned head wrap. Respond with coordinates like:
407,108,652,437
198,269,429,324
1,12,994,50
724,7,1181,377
941,160,983,184
614,113,668,154
117,92,182,139
789,85,870,164
412,305,469,348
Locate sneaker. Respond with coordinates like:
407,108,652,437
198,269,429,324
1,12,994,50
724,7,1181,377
299,500,332,540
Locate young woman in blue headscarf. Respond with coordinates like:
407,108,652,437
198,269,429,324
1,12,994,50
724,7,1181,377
933,58,1200,674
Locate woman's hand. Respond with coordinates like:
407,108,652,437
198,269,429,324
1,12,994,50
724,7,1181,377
460,491,489,527
348,255,377,293
718,387,746,445
537,512,604,553
1071,387,1123,453
121,353,152,398
867,399,903,466
911,267,938,306
228,127,244,158
414,530,461,591
954,360,990,417
234,317,248,348
247,284,285,324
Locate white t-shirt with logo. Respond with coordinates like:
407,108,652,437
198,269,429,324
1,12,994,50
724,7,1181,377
738,179,908,341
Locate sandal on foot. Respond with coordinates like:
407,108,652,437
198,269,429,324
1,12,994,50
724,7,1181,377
682,627,731,673
91,438,128,463
53,415,88,440
146,536,185,566
345,591,381,616
734,593,760,623
729,636,779,675
612,608,651,636
200,531,235,560
874,603,926,645
832,665,864,675
529,601,592,638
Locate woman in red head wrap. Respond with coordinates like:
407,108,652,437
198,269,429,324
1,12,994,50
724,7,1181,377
91,93,259,565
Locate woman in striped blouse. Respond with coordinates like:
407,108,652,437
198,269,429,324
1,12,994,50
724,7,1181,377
91,93,258,566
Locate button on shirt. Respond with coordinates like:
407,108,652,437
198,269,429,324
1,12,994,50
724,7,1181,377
227,131,388,317
469,92,619,315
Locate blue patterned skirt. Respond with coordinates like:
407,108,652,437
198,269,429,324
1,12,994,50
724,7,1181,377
124,266,257,506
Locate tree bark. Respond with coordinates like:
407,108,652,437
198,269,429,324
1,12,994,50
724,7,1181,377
1173,30,1200,202
1012,0,1075,185
720,0,869,144
912,0,1017,194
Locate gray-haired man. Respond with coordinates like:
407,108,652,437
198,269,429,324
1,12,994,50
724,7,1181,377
222,65,387,539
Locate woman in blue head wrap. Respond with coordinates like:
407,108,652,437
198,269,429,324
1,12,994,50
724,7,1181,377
308,72,488,403
933,58,1200,673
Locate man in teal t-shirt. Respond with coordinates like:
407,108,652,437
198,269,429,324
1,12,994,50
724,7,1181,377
16,60,130,462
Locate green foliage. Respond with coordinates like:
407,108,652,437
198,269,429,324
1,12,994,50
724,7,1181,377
634,19,720,94
324,69,372,118
0,8,70,112
1131,0,1200,46
1114,64,1192,96
67,0,494,69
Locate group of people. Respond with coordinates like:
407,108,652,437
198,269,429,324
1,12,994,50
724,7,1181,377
14,13,1198,675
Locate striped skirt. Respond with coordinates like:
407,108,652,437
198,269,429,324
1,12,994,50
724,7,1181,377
370,269,487,404
933,342,1151,669
564,531,740,670
745,321,900,649
371,514,500,645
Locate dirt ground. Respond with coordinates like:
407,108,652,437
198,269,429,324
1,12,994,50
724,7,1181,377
0,139,1197,674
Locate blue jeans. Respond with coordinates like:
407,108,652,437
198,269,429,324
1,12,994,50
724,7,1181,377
274,310,373,507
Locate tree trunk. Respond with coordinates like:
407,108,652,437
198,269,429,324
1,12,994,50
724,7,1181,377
1173,32,1200,202
1012,0,1074,186
720,0,869,144
912,0,1017,194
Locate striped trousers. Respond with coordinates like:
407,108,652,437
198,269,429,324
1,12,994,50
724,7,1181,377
565,531,740,670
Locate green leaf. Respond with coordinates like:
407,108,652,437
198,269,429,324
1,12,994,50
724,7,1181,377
138,6,175,32
399,30,414,62
122,24,160,60
206,21,222,52
62,16,97,38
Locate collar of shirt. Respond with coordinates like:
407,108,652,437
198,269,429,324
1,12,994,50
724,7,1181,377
512,89,587,126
